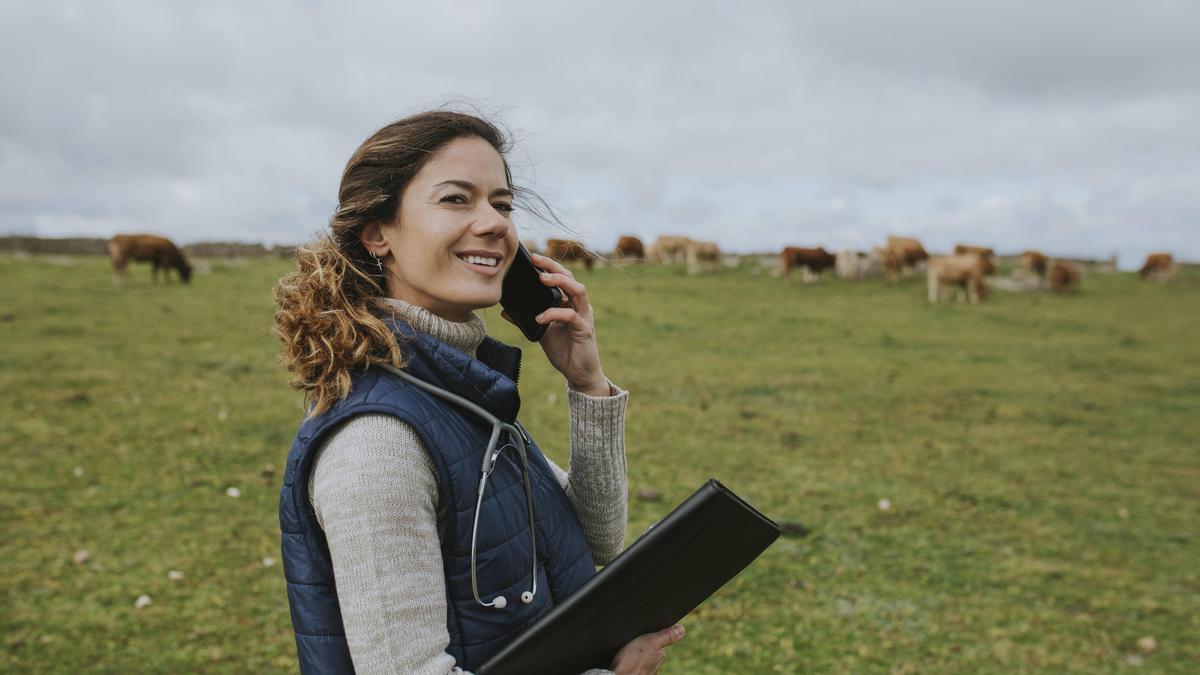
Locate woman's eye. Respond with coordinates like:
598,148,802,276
440,194,467,204
492,202,514,213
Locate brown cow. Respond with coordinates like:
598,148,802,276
1049,261,1082,293
613,235,645,260
1139,253,1176,282
884,235,930,284
954,244,997,275
648,235,691,263
685,240,721,275
1021,250,1049,277
545,238,595,271
781,246,837,280
927,254,990,304
108,234,193,284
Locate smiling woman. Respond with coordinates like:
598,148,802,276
358,137,517,321
271,111,684,675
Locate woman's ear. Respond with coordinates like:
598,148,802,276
360,222,389,258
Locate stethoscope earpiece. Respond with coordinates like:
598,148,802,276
520,591,534,604
491,596,507,609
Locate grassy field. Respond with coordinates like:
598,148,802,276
2,253,1198,673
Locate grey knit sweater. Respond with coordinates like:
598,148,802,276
308,299,628,674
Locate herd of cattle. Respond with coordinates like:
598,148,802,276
104,232,1182,304
529,234,1181,303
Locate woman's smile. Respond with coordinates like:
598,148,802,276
455,248,506,277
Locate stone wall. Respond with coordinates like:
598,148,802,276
0,236,295,258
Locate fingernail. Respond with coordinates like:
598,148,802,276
673,624,685,638
535,313,544,322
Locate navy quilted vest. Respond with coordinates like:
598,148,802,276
278,322,597,673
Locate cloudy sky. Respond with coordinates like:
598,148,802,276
3,1,1197,267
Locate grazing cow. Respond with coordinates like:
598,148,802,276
1139,253,1176,282
1049,261,1083,293
1021,250,1049,277
836,248,885,280
545,238,595,271
781,246,837,281
613,235,645,260
836,248,862,280
927,254,990,304
108,234,193,284
953,244,997,275
685,239,721,275
884,235,930,284
648,235,691,263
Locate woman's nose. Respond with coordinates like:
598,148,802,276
472,204,512,238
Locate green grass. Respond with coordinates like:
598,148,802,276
2,255,1198,673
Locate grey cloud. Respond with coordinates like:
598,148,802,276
1,0,1197,266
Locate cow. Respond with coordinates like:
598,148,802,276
545,238,595,271
1049,260,1082,293
1139,253,1176,282
648,235,691,264
1021,250,1049,277
613,235,645,260
835,248,861,280
884,235,930,284
108,234,193,284
927,254,990,304
685,239,721,275
954,244,997,275
781,246,837,281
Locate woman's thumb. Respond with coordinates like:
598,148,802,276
656,624,685,647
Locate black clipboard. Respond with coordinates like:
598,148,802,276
479,479,780,675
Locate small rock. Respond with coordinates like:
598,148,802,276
1136,636,1157,654
73,466,84,477
260,463,276,479
225,487,241,498
262,557,276,567
878,498,892,512
1125,654,1144,666
168,570,184,581
134,594,152,609
1117,507,1130,519
636,489,662,503
778,521,811,537
217,409,229,421
72,549,90,565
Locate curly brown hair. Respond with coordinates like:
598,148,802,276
273,111,512,416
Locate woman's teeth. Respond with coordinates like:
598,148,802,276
462,255,498,267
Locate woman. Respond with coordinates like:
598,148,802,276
274,111,685,674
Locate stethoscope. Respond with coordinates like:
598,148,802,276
379,364,538,610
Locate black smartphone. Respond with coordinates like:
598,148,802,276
501,244,563,342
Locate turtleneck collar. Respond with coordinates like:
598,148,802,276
378,297,488,358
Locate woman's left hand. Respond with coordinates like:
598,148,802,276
503,253,609,396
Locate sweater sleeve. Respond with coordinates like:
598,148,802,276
309,414,614,675
543,381,630,565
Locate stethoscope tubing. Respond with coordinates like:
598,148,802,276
378,364,539,610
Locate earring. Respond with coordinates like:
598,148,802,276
370,252,384,272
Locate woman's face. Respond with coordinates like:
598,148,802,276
366,136,518,321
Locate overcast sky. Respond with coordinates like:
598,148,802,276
3,1,1197,267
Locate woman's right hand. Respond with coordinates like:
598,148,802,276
610,624,686,674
